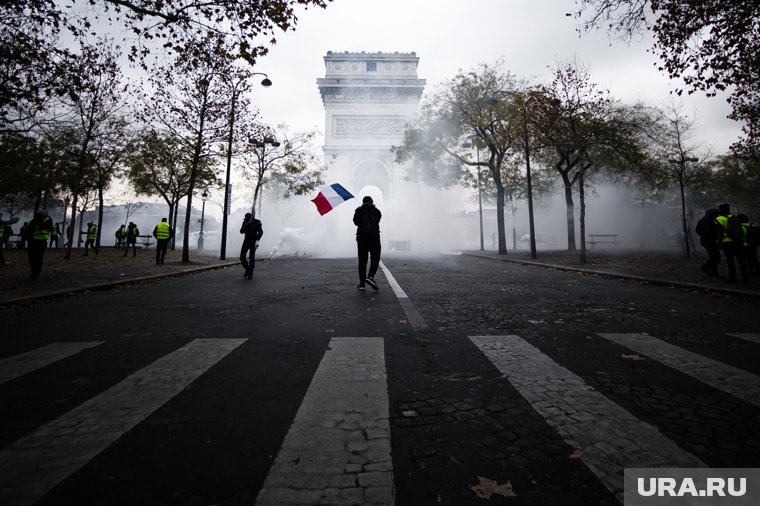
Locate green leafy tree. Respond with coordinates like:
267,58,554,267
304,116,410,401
533,59,647,260
125,131,218,250
394,61,522,254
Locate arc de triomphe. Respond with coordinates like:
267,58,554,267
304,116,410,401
317,51,426,203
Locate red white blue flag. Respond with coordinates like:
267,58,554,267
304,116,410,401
311,183,354,215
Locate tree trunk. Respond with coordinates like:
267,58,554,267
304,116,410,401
495,184,508,254
563,181,576,252
96,187,105,249
579,173,587,264
511,201,517,250
64,193,79,260
679,181,691,258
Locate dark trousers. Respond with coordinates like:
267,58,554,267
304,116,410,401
745,245,759,275
156,239,169,265
27,239,46,279
700,243,721,276
357,235,381,283
83,238,97,255
123,239,137,257
721,241,748,282
240,239,257,277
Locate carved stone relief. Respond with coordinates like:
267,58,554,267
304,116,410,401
334,117,407,136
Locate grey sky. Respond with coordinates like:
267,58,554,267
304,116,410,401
254,0,740,154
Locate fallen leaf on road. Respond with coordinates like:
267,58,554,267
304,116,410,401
569,450,583,459
470,476,516,499
622,354,645,361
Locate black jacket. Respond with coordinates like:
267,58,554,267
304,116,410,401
240,218,263,242
353,203,382,237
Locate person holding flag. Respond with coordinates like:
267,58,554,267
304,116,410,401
353,196,382,291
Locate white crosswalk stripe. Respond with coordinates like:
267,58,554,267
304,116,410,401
0,338,246,506
255,337,393,506
1,330,755,504
598,333,760,408
470,335,704,497
727,333,760,345
0,341,104,385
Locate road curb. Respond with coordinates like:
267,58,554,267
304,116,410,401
464,252,760,303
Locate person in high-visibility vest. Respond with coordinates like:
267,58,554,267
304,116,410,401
0,214,19,266
49,222,60,248
152,217,173,265
25,210,53,280
716,203,748,283
82,222,98,256
122,222,140,257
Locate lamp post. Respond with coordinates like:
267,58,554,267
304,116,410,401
198,190,208,251
220,72,272,260
668,155,699,258
249,135,280,216
462,141,485,250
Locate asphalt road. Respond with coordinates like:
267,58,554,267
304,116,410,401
1,254,758,505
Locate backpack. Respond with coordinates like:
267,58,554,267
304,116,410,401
723,215,743,242
358,208,379,236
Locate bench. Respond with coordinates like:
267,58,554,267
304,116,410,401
137,235,154,249
588,234,619,247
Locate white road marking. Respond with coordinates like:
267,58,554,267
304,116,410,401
598,332,760,408
470,335,703,496
379,261,427,330
727,333,760,345
0,342,104,385
255,337,393,506
0,338,246,506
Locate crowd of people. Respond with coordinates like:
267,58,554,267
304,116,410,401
0,212,181,280
695,203,759,283
2,201,758,287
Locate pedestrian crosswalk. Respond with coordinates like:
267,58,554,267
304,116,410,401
0,332,758,504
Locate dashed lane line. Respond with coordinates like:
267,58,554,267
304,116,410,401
0,342,104,385
255,337,393,506
470,335,704,497
598,332,760,409
0,338,246,506
379,261,427,330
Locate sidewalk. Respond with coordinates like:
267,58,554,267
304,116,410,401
0,247,237,307
464,248,760,302
1,246,758,306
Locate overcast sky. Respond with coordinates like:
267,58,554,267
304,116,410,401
252,0,741,154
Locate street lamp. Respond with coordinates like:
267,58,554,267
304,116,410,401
220,72,272,260
198,190,208,251
491,90,538,259
249,135,281,216
462,141,485,251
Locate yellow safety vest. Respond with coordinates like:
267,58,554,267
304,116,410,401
156,222,171,239
87,225,98,240
31,217,52,241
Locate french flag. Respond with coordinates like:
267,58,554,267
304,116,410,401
311,183,355,215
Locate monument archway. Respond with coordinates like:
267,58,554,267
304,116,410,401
317,51,426,202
